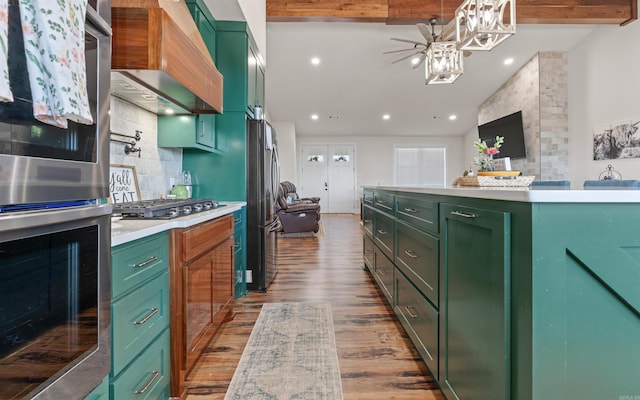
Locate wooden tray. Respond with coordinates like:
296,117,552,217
456,175,535,187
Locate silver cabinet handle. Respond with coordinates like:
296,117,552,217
450,211,476,219
134,308,159,325
404,250,419,258
376,200,388,206
377,229,388,235
200,120,206,137
132,256,158,268
234,217,242,223
377,268,387,276
403,207,418,213
234,241,241,249
134,370,160,394
405,306,419,318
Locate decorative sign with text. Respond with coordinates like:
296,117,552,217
109,165,141,203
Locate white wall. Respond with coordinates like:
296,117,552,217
568,21,640,185
271,121,297,183
297,135,465,195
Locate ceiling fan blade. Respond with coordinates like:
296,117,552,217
391,37,427,46
383,47,420,54
392,50,424,64
416,23,434,44
463,50,472,57
412,52,427,69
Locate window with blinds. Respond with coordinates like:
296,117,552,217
394,146,446,187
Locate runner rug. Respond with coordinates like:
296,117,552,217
224,302,343,400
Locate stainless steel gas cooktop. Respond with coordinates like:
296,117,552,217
111,198,222,219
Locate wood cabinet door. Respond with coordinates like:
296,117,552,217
439,203,511,400
212,237,234,321
183,253,213,368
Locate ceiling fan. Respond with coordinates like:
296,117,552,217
384,18,438,69
385,18,470,69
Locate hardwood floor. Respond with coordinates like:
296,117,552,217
184,214,445,400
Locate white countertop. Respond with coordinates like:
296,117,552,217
111,201,246,247
368,186,640,203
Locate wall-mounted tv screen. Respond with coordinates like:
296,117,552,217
478,110,527,159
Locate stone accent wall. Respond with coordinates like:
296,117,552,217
478,52,569,180
109,97,183,200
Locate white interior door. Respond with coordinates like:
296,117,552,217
299,144,356,213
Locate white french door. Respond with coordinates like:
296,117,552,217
299,144,356,213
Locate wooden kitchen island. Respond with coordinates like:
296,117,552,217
362,186,640,400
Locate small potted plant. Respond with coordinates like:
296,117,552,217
473,136,504,172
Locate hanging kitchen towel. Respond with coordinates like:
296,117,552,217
0,0,12,102
18,0,92,128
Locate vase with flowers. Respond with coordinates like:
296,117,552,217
473,135,504,172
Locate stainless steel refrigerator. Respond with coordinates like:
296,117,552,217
246,119,280,291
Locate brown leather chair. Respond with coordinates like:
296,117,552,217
276,182,321,233
279,181,320,204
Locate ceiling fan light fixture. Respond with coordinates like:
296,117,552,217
425,41,464,85
455,0,516,51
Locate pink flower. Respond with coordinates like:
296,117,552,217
484,147,500,155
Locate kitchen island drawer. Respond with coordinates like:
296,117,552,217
395,268,439,379
373,246,394,304
111,271,169,376
110,329,170,400
396,194,438,235
112,232,168,299
374,210,395,261
373,191,394,213
396,220,439,307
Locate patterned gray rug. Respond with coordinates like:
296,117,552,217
224,302,343,400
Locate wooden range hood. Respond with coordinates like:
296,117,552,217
111,0,223,114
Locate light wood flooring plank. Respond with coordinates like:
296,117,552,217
184,214,444,400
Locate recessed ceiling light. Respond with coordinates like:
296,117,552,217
311,114,319,120
383,114,391,120
411,57,420,65
449,114,457,121
164,109,175,115
311,57,321,65
504,57,514,65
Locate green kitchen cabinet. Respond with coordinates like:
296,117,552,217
158,114,218,152
439,203,511,400
233,206,247,298
110,232,171,399
186,0,217,62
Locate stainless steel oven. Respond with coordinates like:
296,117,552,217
0,0,111,206
0,204,111,399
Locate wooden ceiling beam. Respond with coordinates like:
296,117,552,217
266,0,637,26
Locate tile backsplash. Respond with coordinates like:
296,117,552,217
109,96,183,200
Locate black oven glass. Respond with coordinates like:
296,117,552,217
0,0,98,163
0,225,99,399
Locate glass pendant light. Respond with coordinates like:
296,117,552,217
456,0,516,51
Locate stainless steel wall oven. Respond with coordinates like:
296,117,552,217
0,0,111,206
0,204,111,399
0,1,112,399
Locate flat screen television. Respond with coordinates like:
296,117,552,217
478,110,527,159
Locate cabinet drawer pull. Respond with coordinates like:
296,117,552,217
134,370,160,394
376,200,388,206
132,256,158,268
405,306,419,318
134,308,159,325
378,268,387,276
377,229,388,235
403,207,418,213
234,217,242,223
234,242,241,249
404,250,419,258
450,211,476,219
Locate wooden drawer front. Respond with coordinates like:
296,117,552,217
396,221,439,307
395,269,439,379
374,246,394,304
363,235,374,270
183,215,233,261
373,191,394,213
111,272,170,376
363,189,374,205
363,205,374,238
112,233,168,299
396,195,438,235
374,211,395,260
111,329,170,400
